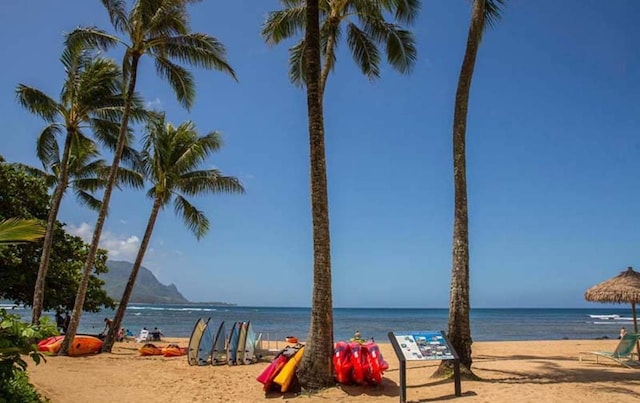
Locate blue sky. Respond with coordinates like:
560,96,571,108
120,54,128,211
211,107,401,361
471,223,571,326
1,1,638,308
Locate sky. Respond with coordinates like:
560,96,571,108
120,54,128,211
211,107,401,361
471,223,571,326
1,1,639,308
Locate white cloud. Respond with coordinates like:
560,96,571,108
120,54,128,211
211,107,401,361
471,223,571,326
66,222,141,262
145,98,163,110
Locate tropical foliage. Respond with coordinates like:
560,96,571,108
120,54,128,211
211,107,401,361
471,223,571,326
16,43,143,324
0,310,57,403
60,0,237,355
102,114,244,352
0,219,45,246
0,159,114,313
262,0,418,95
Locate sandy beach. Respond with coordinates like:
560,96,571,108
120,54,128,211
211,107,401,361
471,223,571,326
27,338,640,402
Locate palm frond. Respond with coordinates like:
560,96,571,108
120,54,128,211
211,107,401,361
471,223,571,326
73,189,103,212
154,56,195,109
101,0,130,33
114,166,145,190
383,23,416,74
0,218,46,245
15,85,60,122
177,170,245,197
173,195,209,239
378,0,421,24
262,6,307,45
65,27,119,53
36,124,63,168
148,33,236,80
288,39,307,87
485,0,506,29
346,22,381,80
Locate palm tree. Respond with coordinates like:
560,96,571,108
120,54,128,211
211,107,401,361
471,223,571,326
0,218,45,246
16,45,141,325
59,0,236,355
262,0,417,388
262,0,418,98
102,114,244,352
435,0,505,377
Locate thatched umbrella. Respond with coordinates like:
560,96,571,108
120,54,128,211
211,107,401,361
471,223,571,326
585,266,640,342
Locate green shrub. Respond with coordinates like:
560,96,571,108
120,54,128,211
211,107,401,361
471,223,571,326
0,309,56,402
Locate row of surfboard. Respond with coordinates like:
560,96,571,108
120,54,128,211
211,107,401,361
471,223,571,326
187,318,261,366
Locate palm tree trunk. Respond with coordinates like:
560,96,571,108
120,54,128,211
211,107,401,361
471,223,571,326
296,0,334,390
435,0,485,376
59,54,141,355
31,129,74,324
318,18,339,100
102,197,162,352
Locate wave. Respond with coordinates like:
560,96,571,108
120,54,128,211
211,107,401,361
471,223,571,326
126,306,218,312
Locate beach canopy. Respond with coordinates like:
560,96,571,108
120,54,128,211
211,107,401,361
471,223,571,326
584,266,640,336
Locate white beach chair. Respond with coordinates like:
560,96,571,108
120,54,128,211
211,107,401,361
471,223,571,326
135,328,150,343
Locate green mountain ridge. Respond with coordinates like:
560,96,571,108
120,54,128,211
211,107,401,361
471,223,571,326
103,260,190,304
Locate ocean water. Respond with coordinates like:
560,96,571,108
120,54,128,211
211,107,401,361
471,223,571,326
2,304,635,342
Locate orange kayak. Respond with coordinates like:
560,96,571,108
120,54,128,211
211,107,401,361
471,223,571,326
163,345,188,357
139,343,164,356
40,335,102,356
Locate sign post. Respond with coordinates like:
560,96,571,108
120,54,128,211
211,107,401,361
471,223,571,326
388,330,461,403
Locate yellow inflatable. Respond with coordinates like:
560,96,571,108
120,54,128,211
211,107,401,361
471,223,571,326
273,347,305,392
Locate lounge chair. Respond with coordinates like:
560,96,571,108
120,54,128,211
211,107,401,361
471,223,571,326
135,329,150,343
579,333,640,368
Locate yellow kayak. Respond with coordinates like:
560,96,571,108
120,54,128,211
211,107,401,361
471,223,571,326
273,347,305,392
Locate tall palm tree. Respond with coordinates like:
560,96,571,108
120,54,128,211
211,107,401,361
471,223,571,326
0,218,45,246
262,0,417,388
102,114,244,352
262,0,418,98
16,45,141,325
436,0,505,376
59,0,236,355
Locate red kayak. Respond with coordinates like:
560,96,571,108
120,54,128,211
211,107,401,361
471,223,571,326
363,342,388,384
333,341,353,384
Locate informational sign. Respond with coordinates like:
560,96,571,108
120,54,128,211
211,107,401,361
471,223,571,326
391,331,456,361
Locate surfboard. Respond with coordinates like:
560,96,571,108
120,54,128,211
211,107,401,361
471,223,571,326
273,346,305,392
236,321,248,365
227,321,240,365
243,322,256,364
187,318,207,366
197,318,215,365
211,321,226,365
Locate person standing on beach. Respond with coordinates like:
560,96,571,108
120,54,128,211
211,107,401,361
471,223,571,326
620,327,627,339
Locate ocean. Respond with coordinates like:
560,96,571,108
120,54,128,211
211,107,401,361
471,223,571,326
3,304,635,343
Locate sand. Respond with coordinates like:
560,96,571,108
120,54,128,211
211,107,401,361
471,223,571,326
28,338,640,402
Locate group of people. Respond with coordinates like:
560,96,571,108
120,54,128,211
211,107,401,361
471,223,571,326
100,319,162,342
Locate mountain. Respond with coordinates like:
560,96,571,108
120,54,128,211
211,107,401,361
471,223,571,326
102,260,190,304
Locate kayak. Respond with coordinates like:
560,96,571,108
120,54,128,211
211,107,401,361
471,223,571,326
163,345,188,357
139,343,164,356
40,335,102,356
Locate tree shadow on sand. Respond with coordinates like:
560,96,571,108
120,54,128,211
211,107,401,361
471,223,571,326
474,362,640,399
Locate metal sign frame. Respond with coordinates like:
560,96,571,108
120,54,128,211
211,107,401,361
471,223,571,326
388,330,461,402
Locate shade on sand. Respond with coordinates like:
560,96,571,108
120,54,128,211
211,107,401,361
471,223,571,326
585,266,640,337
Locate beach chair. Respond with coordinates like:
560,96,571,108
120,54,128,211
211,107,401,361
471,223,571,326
579,333,640,368
135,328,150,343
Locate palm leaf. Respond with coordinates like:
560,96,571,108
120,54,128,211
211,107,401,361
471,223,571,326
154,56,195,109
485,0,506,29
288,39,307,87
35,124,63,168
262,6,307,45
346,22,381,80
15,85,59,122
101,0,130,33
73,189,103,212
65,27,120,53
173,195,209,239
0,218,46,245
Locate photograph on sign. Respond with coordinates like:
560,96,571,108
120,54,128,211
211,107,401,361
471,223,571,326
393,331,455,361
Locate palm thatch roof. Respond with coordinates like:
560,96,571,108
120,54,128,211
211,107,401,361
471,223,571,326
585,267,640,303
